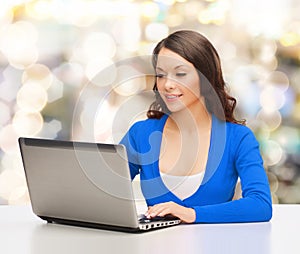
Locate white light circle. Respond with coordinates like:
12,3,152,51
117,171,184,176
22,64,53,90
262,140,283,166
0,124,19,154
145,23,169,41
0,101,10,126
12,111,43,136
17,82,48,112
256,109,282,131
83,32,116,60
260,86,285,113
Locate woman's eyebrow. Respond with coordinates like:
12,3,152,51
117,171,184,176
174,65,187,70
155,66,165,71
156,65,188,71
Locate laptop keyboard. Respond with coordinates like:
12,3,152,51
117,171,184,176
138,214,177,223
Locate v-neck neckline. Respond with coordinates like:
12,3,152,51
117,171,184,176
155,114,216,201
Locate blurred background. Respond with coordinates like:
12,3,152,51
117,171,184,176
0,0,299,205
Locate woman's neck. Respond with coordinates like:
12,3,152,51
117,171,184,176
166,99,211,133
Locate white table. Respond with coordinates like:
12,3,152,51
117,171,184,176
0,204,299,254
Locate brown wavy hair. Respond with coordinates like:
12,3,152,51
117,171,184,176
147,30,245,125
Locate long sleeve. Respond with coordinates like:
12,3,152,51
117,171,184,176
191,126,272,223
119,122,141,180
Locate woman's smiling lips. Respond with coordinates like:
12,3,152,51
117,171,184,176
164,93,183,102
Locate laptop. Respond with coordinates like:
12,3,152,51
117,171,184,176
18,137,181,233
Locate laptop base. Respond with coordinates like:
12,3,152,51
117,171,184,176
40,215,179,233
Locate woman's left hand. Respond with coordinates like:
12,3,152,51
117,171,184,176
145,201,196,223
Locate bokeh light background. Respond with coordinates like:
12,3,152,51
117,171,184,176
0,0,300,205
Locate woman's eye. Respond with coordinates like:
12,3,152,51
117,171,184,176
176,73,186,77
156,74,165,78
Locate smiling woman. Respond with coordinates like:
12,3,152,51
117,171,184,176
148,30,242,124
120,30,273,224
154,48,201,113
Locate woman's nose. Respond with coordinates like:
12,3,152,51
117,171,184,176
164,76,176,90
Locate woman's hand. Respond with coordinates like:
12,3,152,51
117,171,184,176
145,201,196,223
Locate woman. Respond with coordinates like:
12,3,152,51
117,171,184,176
120,30,272,223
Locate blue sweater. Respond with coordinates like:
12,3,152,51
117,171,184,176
120,114,272,223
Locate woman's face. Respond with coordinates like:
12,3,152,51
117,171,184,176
155,47,201,113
